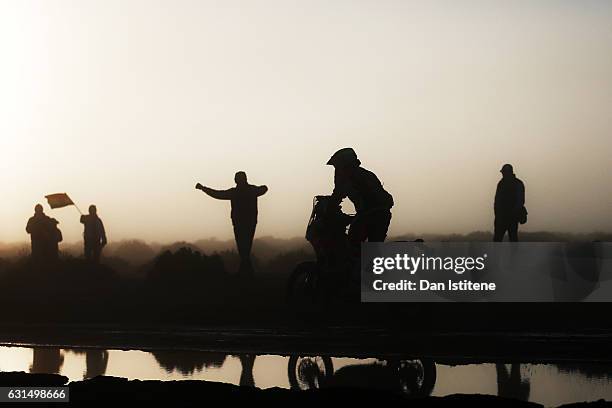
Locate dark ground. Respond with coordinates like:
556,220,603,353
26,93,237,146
2,371,610,407
1,255,612,330
1,247,611,406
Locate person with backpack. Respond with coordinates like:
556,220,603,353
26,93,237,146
494,164,527,242
26,204,62,264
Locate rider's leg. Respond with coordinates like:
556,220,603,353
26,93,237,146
365,210,392,242
345,218,368,299
347,217,368,258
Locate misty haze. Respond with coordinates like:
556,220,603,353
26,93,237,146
1,2,612,406
1,1,611,246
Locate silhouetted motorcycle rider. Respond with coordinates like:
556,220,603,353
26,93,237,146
327,148,394,253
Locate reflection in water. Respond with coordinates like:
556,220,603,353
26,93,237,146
85,349,109,379
30,347,64,374
238,354,255,387
495,364,530,401
152,351,227,375
288,355,333,390
556,363,612,379
70,349,109,379
496,364,530,401
287,356,436,397
0,346,607,405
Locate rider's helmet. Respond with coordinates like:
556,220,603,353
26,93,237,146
326,148,361,167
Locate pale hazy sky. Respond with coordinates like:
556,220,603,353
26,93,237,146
1,0,611,243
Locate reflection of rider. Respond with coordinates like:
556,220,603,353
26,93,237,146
327,148,393,250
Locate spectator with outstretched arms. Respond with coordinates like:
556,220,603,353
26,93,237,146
196,171,268,277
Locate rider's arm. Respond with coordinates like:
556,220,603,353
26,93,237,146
329,188,345,208
330,168,349,206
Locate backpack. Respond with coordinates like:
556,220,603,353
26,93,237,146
518,206,528,225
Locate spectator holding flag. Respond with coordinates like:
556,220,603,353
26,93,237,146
43,193,107,264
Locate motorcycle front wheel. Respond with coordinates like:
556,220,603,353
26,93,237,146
286,261,318,305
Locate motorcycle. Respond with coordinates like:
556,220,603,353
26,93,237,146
287,355,437,397
287,195,356,305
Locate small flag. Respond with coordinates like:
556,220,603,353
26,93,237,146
45,193,75,209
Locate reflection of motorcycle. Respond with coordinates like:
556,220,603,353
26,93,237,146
287,196,356,304
288,355,335,390
287,355,437,397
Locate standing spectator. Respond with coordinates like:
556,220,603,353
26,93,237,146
26,204,61,263
196,171,268,277
80,205,107,263
494,164,526,242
